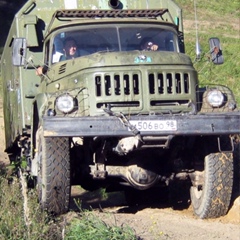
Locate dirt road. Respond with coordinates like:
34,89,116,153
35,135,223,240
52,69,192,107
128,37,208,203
0,98,239,240
70,186,240,240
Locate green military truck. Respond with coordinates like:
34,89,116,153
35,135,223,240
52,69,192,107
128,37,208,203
1,0,239,218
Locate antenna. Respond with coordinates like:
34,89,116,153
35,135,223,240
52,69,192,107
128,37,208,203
146,0,149,9
194,0,201,60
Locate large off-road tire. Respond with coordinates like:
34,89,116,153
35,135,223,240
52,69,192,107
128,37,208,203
36,128,71,215
190,152,233,219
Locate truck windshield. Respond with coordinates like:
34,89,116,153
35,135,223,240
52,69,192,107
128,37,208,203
51,24,178,63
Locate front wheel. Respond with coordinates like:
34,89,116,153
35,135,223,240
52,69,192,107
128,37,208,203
36,128,71,215
190,152,233,219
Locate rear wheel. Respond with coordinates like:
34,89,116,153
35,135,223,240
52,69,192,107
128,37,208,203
190,152,233,219
36,128,71,215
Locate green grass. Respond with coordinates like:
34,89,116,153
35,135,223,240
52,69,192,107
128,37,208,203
65,211,136,240
176,0,240,103
0,166,137,240
0,171,52,240
177,0,240,17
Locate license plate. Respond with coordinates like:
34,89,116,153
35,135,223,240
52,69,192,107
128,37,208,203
129,120,177,131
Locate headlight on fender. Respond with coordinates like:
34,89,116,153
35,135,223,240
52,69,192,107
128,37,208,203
206,89,225,108
55,94,76,113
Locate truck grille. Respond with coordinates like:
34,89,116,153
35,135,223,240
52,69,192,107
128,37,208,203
148,72,190,95
92,71,192,113
148,72,190,107
95,73,140,97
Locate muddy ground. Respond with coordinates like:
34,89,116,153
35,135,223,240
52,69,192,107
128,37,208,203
0,98,239,240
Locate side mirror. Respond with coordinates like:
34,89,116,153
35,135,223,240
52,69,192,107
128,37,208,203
209,37,224,65
12,38,27,66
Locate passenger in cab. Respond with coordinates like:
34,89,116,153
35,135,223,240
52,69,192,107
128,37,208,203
140,38,158,51
60,37,78,61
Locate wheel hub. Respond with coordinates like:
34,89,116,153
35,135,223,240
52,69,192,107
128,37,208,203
127,164,159,190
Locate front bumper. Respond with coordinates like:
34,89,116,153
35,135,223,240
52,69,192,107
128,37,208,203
43,113,240,137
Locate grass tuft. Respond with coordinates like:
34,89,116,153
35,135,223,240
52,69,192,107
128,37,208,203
0,167,138,240
65,211,137,240
0,172,53,240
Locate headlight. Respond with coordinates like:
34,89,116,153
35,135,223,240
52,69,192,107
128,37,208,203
55,94,75,113
206,89,224,107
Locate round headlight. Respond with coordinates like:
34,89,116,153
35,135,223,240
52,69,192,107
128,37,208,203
206,89,224,107
56,94,75,113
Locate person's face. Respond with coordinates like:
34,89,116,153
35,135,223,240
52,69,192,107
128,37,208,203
142,41,153,50
64,40,77,56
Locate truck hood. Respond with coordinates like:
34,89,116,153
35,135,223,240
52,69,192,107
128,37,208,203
49,51,193,78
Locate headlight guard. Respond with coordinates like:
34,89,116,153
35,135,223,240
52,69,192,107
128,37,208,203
55,94,76,113
206,89,225,108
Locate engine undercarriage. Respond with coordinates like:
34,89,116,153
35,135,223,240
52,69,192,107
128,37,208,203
70,134,228,191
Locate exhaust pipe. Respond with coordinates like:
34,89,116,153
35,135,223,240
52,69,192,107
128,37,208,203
108,0,120,9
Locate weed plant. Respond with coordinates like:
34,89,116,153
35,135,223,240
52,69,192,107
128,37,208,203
65,211,137,240
0,166,137,240
0,170,55,240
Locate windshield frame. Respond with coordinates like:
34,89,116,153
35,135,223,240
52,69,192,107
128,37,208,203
48,22,180,65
